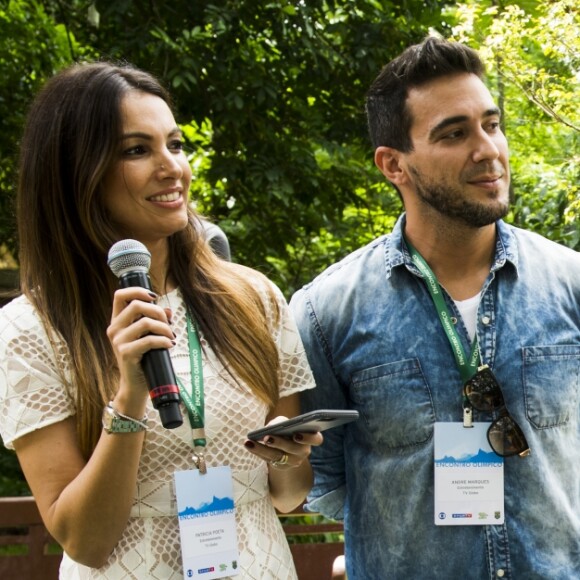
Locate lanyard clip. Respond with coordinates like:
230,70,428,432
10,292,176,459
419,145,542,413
463,404,474,428
193,446,207,474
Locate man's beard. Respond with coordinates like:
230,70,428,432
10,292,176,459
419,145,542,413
409,165,510,228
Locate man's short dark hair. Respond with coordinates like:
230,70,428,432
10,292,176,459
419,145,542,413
366,36,485,152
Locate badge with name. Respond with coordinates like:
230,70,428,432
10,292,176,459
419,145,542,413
174,466,240,579
434,422,504,526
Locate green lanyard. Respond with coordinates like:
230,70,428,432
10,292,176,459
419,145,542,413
176,313,207,472
404,237,480,383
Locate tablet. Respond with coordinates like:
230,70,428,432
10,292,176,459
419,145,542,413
247,409,359,440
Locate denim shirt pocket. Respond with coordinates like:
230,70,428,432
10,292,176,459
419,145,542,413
523,345,580,429
351,358,435,450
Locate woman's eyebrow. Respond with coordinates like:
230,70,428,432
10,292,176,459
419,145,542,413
121,126,182,140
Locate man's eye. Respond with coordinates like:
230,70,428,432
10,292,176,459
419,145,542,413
443,130,463,140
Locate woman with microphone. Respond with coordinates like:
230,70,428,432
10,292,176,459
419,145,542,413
0,61,321,579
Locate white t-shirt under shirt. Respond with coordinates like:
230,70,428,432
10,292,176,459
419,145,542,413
453,292,481,343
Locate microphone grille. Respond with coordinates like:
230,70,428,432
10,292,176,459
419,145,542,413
107,239,151,278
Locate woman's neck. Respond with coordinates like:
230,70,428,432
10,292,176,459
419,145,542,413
144,239,175,294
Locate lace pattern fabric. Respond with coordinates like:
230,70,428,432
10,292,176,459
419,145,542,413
0,273,315,579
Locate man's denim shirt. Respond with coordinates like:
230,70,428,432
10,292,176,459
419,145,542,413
290,216,580,580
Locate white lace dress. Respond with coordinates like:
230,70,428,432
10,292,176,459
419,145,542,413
0,277,316,579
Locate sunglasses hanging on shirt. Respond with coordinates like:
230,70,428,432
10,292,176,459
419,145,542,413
463,365,530,458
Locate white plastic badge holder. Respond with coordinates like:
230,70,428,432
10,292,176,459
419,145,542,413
434,422,504,526
175,466,240,578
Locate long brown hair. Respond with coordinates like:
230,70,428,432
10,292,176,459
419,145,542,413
17,62,280,458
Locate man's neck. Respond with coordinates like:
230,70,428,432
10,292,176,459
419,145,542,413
404,216,496,301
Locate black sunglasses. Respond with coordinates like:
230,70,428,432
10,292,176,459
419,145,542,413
463,365,530,458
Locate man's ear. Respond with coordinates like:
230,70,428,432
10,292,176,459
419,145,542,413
374,146,406,186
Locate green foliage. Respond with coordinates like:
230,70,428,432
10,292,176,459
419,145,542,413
0,0,90,259
0,442,29,496
458,1,579,132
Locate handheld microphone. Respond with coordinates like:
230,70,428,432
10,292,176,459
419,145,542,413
107,239,183,429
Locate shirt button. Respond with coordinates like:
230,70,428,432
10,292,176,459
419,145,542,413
481,316,491,325
496,570,505,578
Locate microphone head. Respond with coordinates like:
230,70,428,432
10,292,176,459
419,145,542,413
108,239,151,278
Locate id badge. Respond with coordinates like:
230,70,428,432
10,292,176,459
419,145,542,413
174,466,240,579
434,422,504,526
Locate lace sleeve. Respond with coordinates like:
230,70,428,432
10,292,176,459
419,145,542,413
0,295,75,449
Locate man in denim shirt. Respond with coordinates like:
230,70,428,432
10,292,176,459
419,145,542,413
290,37,580,579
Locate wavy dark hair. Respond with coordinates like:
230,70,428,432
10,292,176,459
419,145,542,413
17,62,280,458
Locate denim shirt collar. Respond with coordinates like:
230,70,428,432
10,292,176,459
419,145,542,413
387,213,520,280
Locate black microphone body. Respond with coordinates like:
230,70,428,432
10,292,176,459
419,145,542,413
109,242,183,429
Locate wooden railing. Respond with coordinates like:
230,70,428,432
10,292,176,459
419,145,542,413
280,506,345,580
0,497,61,579
0,496,345,579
